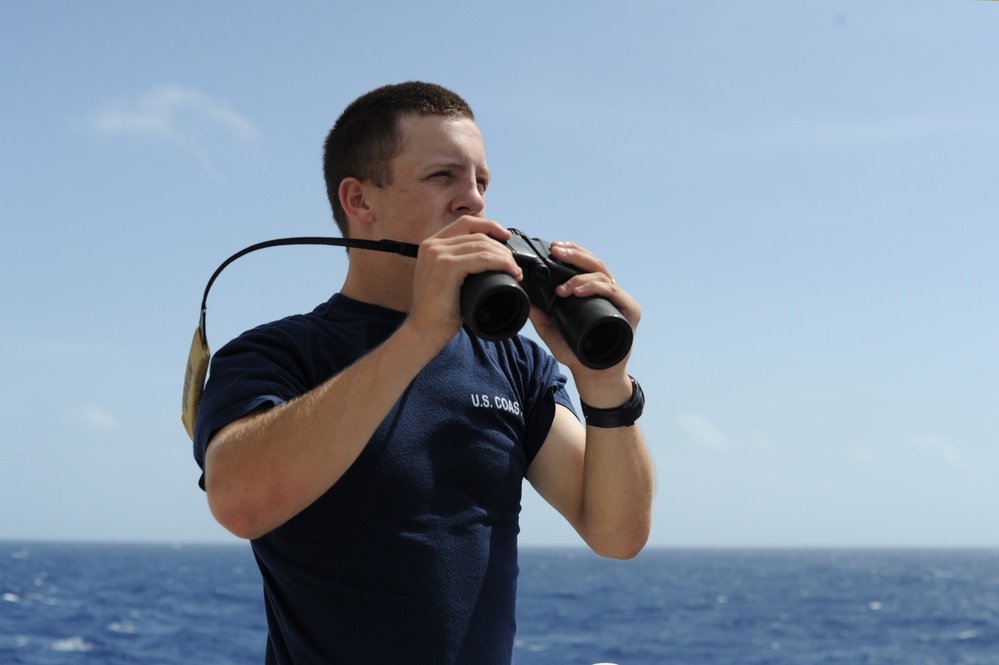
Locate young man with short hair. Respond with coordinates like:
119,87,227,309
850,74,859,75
194,81,654,664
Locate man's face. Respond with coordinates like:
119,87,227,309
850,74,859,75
367,113,490,242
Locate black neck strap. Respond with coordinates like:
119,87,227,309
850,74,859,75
198,237,419,346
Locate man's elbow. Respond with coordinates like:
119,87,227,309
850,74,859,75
206,483,278,541
587,523,651,560
600,536,650,561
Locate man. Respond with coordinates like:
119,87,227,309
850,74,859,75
193,81,653,664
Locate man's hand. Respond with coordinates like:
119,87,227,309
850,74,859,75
528,241,641,388
525,242,652,559
405,217,523,352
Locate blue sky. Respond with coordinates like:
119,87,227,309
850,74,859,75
2,1,996,548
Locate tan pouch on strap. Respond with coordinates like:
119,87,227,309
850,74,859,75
181,328,210,441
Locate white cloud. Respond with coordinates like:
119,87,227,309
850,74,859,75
64,406,121,434
677,414,732,451
843,445,879,465
722,115,993,153
784,116,973,147
910,433,971,470
83,83,259,174
751,430,779,454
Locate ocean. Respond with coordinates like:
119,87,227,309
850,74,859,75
2,543,997,664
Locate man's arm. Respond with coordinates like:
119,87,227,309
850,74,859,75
527,385,654,560
204,218,521,540
525,241,654,559
205,322,439,540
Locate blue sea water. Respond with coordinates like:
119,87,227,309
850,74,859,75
2,543,998,664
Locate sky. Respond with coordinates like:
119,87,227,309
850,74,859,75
1,1,996,549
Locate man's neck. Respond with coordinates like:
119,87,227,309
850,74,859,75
340,252,415,313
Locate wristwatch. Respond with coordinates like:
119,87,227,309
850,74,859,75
580,376,645,428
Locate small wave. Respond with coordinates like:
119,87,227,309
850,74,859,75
107,620,139,634
2,592,19,603
51,636,94,652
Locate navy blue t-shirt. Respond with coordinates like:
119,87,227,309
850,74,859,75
193,294,574,664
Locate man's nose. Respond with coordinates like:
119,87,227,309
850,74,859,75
451,178,485,217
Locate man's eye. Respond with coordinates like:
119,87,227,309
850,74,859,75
477,178,489,192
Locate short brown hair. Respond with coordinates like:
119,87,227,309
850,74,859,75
323,82,475,235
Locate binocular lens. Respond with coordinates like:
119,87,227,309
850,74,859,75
474,290,529,339
461,272,531,341
551,297,633,370
578,318,633,369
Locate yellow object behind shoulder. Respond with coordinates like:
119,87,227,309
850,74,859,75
182,328,210,441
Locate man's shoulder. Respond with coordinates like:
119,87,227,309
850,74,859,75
221,293,394,347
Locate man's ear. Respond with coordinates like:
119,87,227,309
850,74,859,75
339,177,376,228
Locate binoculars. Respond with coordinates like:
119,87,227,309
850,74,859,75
460,229,633,370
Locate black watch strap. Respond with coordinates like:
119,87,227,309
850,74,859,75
580,377,645,428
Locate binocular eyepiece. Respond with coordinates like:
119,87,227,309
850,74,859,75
460,229,633,370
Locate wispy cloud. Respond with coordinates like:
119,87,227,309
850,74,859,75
721,115,993,153
843,445,879,465
82,83,259,175
781,116,980,147
64,405,121,434
751,429,779,454
910,433,971,470
677,414,732,451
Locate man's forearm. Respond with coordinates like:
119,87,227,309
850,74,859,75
204,322,443,539
579,422,654,559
